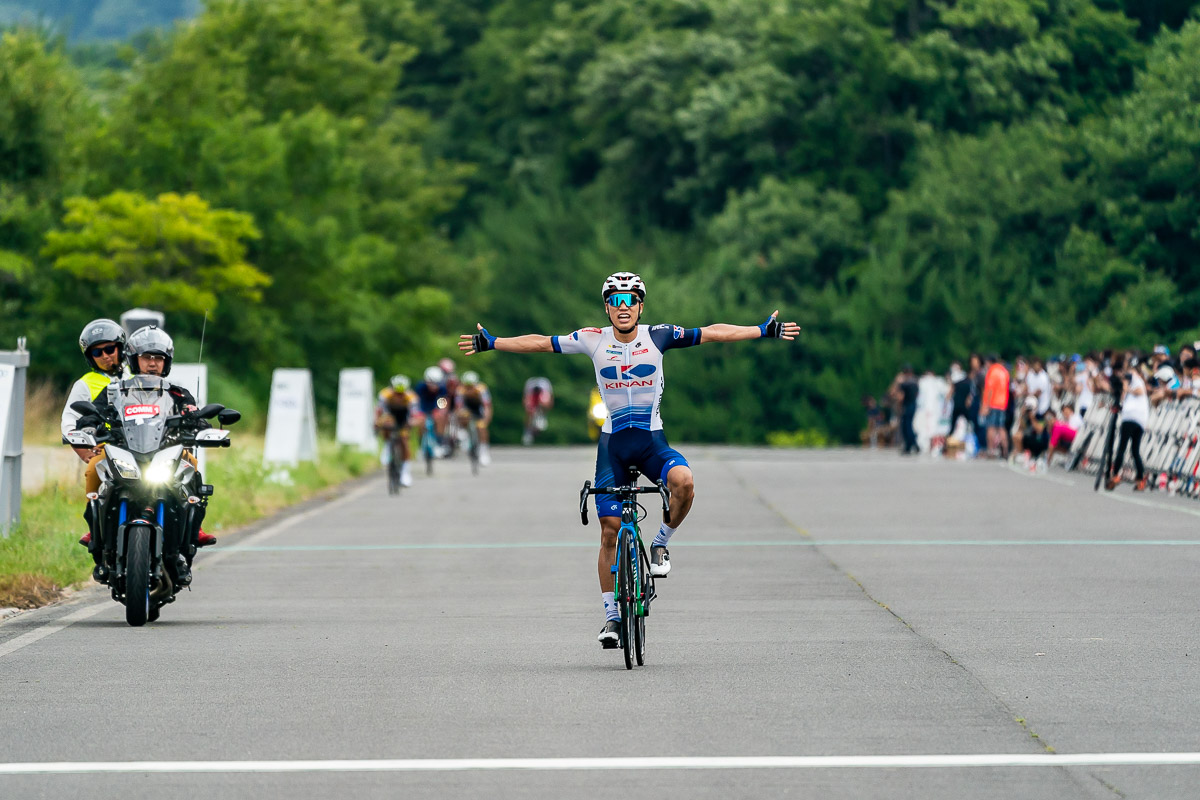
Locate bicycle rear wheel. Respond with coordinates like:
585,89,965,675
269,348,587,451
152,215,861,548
631,541,645,666
422,427,436,476
387,439,401,495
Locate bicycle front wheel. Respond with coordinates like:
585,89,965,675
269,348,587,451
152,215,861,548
633,541,651,666
619,544,634,670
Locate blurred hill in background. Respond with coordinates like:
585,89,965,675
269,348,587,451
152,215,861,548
0,1,199,42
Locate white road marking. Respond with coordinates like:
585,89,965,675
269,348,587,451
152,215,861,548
0,479,380,661
3,753,1200,774
0,603,108,660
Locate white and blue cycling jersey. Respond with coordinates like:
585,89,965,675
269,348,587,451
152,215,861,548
552,323,701,433
553,323,701,517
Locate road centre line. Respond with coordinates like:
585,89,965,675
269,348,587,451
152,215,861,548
221,538,1200,552
0,480,378,661
4,753,1200,774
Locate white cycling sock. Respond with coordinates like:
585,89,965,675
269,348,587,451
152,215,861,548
652,524,676,548
602,591,619,621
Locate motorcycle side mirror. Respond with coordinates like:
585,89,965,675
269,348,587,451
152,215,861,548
217,409,242,427
195,403,225,420
71,400,100,417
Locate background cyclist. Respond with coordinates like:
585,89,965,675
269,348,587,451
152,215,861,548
522,376,554,445
454,370,493,466
375,374,416,487
459,272,799,647
413,365,450,456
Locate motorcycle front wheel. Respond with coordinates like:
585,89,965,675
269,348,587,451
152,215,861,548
125,525,152,627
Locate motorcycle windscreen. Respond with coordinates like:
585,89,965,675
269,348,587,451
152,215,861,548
112,375,173,454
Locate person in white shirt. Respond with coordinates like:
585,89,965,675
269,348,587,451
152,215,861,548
1106,351,1149,491
1025,357,1052,419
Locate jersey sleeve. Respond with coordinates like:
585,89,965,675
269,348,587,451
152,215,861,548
552,328,603,355
60,379,91,439
649,324,701,352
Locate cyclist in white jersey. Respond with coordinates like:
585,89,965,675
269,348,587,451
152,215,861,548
459,272,799,647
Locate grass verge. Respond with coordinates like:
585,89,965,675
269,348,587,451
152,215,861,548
0,437,377,610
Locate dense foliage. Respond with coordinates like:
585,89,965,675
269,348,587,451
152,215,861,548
3,0,1200,442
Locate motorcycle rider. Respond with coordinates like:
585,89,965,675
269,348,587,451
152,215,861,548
87,326,217,583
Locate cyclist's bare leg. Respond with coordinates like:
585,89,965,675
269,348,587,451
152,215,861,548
665,464,695,528
597,515,618,593
397,427,411,462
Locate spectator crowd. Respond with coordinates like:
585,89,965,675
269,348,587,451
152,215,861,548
866,342,1200,492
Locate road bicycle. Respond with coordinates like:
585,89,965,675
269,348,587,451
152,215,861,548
579,474,669,670
383,428,405,495
420,416,438,476
465,418,482,476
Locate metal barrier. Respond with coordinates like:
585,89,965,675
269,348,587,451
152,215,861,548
0,339,29,534
1066,393,1200,494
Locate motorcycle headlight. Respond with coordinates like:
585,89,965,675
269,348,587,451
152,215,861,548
145,445,184,485
591,402,608,422
105,445,141,480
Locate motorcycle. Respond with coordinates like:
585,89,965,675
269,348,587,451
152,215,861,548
65,375,240,627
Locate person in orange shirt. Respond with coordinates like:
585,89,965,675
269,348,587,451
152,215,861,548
979,353,1010,458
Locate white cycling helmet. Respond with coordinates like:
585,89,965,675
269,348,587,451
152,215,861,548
601,272,646,301
390,374,410,391
462,371,480,386
423,365,445,385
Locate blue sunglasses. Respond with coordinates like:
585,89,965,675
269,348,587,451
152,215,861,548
606,292,641,308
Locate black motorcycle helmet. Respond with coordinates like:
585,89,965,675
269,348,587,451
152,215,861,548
78,318,126,376
126,325,175,377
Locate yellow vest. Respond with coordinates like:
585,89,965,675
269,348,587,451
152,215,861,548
81,370,113,400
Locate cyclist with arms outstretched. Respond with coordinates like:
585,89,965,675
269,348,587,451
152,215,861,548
459,272,799,647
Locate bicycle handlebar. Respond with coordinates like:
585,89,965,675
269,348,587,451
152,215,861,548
578,479,670,526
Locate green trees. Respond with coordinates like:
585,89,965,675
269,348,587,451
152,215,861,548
4,0,1200,441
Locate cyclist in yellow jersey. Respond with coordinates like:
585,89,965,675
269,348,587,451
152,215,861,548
376,374,417,486
454,371,493,466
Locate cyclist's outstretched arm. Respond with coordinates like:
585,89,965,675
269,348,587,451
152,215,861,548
699,310,800,343
459,323,553,356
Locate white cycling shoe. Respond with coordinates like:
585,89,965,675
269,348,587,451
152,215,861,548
400,462,413,487
650,546,670,577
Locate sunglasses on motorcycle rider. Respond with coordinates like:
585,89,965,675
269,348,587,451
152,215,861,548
605,293,641,308
89,344,119,358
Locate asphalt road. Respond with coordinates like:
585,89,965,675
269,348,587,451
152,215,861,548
3,446,1200,799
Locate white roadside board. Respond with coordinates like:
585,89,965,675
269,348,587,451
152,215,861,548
336,368,376,451
914,374,950,453
263,368,318,467
171,363,208,474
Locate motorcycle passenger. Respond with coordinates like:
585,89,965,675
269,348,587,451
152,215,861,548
91,327,218,565
459,272,800,647
63,319,127,553
414,365,450,455
376,374,416,487
454,370,492,466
